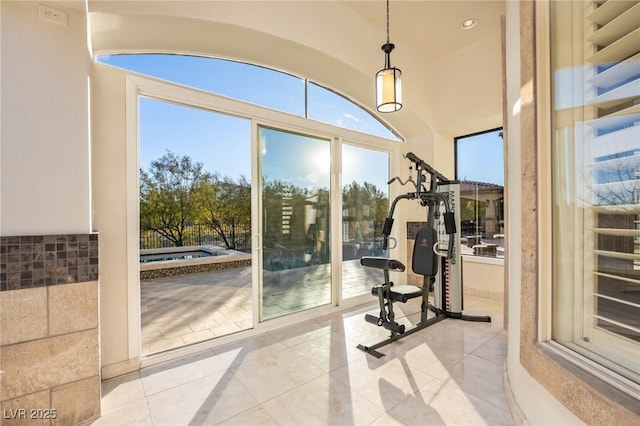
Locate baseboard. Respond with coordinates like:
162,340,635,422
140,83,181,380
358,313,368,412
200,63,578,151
464,287,504,301
101,358,140,380
503,363,529,426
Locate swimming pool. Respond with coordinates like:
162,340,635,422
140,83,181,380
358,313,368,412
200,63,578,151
139,245,251,279
140,250,219,263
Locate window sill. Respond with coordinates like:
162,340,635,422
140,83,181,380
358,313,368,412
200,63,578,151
540,341,640,402
525,340,640,423
461,254,505,266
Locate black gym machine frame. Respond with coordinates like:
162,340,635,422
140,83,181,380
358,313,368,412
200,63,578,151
356,152,491,358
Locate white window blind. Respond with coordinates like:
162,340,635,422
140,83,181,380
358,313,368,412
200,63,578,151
582,0,640,382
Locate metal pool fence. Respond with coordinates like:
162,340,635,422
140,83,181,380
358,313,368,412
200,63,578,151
140,224,251,251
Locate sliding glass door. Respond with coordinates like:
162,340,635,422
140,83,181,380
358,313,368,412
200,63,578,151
259,126,332,321
341,144,390,299
138,97,253,355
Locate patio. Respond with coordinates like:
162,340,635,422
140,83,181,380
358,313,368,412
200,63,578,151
140,260,382,355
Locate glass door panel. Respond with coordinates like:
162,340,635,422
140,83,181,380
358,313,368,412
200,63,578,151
139,97,252,355
259,127,331,320
341,144,389,299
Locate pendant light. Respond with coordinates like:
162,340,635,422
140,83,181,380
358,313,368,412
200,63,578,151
376,0,402,113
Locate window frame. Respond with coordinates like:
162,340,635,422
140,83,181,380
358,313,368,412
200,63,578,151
539,0,640,397
98,53,403,142
454,127,505,261
454,127,504,181
505,3,640,423
121,72,403,365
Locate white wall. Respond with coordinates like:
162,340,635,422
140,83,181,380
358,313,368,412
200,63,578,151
1,1,91,235
462,256,504,300
91,63,135,376
431,31,504,181
434,32,504,137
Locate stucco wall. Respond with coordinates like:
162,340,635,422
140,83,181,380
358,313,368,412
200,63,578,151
1,1,91,235
462,256,504,301
503,2,581,423
434,32,504,138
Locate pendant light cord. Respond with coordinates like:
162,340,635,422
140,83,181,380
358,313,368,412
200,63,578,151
386,0,390,44
382,0,394,68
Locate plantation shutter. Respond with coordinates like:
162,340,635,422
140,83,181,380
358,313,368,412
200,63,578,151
583,0,640,376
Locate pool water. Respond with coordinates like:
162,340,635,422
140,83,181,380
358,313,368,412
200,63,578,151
140,250,217,263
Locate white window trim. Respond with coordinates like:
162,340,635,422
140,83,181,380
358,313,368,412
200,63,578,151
537,0,553,344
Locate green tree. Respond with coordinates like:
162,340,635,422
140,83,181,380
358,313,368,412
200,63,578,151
140,151,211,247
202,175,251,250
342,181,389,239
459,199,487,235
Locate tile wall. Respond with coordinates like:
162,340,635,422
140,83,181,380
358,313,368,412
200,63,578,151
0,234,100,425
0,234,98,291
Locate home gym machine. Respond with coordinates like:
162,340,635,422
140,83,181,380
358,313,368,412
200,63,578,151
357,152,491,358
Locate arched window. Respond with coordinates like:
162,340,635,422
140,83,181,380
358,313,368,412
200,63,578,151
98,54,402,141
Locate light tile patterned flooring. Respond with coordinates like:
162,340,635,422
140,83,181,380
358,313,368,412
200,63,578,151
96,292,511,425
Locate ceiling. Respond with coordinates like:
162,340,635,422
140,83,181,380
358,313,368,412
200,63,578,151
85,1,506,63
341,0,506,62
86,0,506,138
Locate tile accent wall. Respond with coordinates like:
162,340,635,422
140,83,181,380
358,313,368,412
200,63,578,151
0,234,98,291
0,233,100,425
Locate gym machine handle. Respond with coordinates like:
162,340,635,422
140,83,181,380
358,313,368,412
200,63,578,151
382,217,393,250
433,241,450,258
443,211,456,235
381,193,415,250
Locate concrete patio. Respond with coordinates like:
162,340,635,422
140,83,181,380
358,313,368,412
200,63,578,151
140,260,381,355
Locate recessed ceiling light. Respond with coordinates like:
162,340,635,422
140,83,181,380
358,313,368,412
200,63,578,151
461,18,477,30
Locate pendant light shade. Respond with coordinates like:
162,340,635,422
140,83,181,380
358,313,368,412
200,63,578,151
376,0,402,113
376,44,402,112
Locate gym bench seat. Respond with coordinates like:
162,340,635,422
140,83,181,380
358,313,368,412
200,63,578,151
359,256,405,272
360,256,426,303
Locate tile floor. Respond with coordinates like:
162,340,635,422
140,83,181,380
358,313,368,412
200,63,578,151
95,295,512,425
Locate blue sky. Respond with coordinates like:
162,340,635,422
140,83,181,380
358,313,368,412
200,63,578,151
139,97,251,180
456,129,504,186
106,54,501,189
101,54,397,140
140,97,390,193
260,127,330,190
